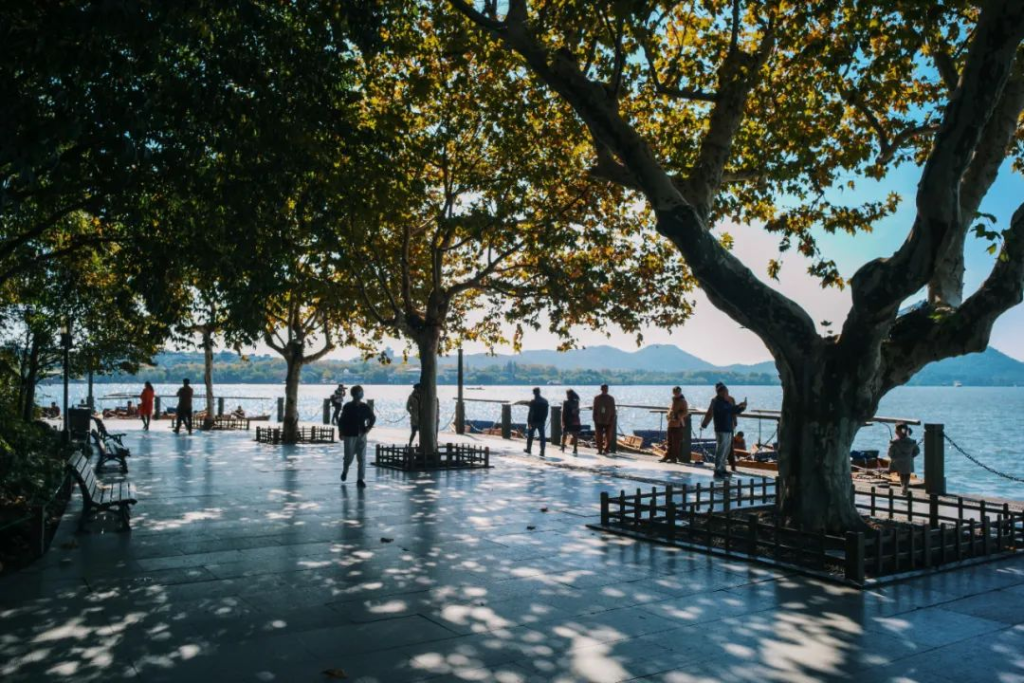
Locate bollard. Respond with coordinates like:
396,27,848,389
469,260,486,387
501,404,512,439
610,418,617,454
154,396,162,420
217,397,224,417
681,414,692,463
456,347,465,434
455,400,466,435
276,397,284,423
924,423,946,495
550,406,562,446
323,398,331,425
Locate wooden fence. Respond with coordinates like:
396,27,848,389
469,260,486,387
210,416,250,431
375,443,490,471
595,481,1023,586
255,426,335,444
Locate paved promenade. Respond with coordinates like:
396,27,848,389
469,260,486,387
1,425,1022,682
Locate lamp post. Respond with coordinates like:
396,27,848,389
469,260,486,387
60,320,73,441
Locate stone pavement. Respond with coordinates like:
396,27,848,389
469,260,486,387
1,426,1022,683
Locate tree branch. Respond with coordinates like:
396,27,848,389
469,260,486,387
846,1,1024,329
930,63,1024,306
305,324,335,364
451,0,820,371
882,202,1024,391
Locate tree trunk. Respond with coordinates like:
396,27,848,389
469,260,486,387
414,327,442,460
775,354,873,532
202,327,215,429
20,333,41,422
282,349,304,444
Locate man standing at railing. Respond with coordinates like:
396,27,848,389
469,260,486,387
524,387,549,457
701,382,746,479
593,385,617,455
173,379,194,435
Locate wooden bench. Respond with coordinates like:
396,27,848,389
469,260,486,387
91,429,130,473
92,417,127,448
68,452,137,531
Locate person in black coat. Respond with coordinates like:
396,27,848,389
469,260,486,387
524,387,549,457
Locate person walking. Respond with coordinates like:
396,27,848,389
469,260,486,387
173,379,194,435
701,382,746,478
661,386,689,463
887,422,920,490
524,387,549,457
330,384,346,425
561,389,582,455
592,385,617,455
339,385,376,488
406,383,422,447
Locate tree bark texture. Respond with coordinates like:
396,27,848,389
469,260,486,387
20,333,41,422
282,346,304,444
202,327,215,429
414,326,442,461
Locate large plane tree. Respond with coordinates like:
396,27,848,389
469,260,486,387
451,0,1024,531
328,7,693,457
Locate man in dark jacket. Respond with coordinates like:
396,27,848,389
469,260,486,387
701,382,747,478
524,387,549,457
339,385,376,487
174,379,194,435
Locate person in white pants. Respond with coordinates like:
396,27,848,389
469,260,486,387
339,385,376,488
700,382,747,479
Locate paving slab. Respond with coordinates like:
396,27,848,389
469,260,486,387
1,426,1021,682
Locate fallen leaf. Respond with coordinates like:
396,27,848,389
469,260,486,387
60,539,79,550
380,537,393,543
322,668,348,679
60,557,72,565
526,526,536,531
540,507,549,513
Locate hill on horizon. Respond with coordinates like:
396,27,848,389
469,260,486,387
73,344,1024,387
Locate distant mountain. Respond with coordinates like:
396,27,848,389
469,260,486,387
438,344,714,372
909,348,1024,386
63,344,1024,386
440,344,1024,386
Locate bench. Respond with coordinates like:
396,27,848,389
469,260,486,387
92,417,127,448
91,429,130,473
68,452,137,531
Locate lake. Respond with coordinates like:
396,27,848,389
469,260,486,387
39,382,1024,501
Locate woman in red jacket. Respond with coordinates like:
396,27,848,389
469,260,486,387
139,381,155,431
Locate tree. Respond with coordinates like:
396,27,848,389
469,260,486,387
331,7,693,457
0,226,165,421
451,0,1024,531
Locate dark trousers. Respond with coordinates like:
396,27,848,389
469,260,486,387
174,410,193,434
666,427,684,462
526,422,546,455
595,424,613,453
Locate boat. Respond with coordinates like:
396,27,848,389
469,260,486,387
953,380,963,387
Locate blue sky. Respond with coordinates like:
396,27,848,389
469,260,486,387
442,158,1024,364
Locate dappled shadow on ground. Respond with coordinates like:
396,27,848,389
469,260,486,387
2,429,1023,682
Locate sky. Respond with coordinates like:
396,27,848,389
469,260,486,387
232,158,1024,366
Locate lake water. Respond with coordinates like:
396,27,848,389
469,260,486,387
39,382,1024,500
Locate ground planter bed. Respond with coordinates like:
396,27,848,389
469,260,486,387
374,443,491,471
0,473,73,573
589,481,1024,587
254,426,335,444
